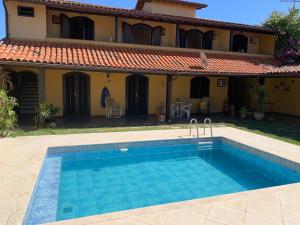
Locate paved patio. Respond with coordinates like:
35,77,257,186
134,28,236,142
1,127,300,225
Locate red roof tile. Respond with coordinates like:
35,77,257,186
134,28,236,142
0,38,295,76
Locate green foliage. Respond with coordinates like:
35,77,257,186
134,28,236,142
238,107,250,117
0,89,18,136
35,103,60,127
251,86,268,113
263,8,300,57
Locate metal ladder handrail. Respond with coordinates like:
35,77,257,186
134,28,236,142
203,117,213,138
189,118,199,138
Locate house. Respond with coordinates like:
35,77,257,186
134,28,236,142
0,0,300,119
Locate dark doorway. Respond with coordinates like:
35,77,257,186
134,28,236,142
228,77,252,110
232,34,248,53
63,72,90,116
126,75,149,115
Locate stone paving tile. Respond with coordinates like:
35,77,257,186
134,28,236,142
1,127,300,225
207,204,245,225
245,211,283,225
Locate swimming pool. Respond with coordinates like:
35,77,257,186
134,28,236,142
23,137,300,225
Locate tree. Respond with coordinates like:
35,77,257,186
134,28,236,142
263,8,300,63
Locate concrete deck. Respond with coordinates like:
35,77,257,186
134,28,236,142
1,127,300,225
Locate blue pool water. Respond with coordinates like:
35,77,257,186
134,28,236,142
24,138,300,225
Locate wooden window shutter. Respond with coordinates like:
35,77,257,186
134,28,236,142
122,23,133,43
61,14,70,38
152,26,162,46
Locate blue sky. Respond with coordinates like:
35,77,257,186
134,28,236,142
0,0,295,38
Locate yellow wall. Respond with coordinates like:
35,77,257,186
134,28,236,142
143,1,196,17
259,35,276,55
172,76,228,113
44,69,228,116
6,1,276,55
44,69,166,116
232,31,275,55
47,10,115,42
6,0,47,39
265,78,300,116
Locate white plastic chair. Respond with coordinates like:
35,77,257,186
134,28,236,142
105,97,122,119
180,104,192,119
171,103,179,118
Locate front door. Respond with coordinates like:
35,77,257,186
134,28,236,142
126,75,148,115
63,73,90,116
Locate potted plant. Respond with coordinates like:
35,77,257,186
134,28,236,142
35,103,60,128
156,103,166,122
251,85,267,121
238,107,250,119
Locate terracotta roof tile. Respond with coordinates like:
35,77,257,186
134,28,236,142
0,38,297,76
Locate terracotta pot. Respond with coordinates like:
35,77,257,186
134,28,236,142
254,112,264,121
240,114,247,119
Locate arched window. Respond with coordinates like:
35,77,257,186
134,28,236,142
70,17,94,40
132,24,152,45
186,29,203,49
122,23,162,46
232,34,248,53
203,31,214,50
190,77,210,99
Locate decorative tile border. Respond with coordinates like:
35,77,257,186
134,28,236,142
23,136,300,225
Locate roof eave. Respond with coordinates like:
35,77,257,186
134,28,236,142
0,60,270,77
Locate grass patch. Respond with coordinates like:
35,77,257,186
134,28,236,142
11,115,300,146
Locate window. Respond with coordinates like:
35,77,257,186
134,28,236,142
232,34,248,53
132,24,152,45
190,77,210,99
203,31,214,50
17,6,34,17
179,29,214,50
60,15,94,40
186,29,203,49
122,23,162,46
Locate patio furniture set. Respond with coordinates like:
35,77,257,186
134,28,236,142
104,97,210,119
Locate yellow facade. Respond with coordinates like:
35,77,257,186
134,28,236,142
143,1,196,17
172,76,228,113
6,0,47,39
5,0,276,55
43,69,167,116
265,78,300,116
6,66,300,117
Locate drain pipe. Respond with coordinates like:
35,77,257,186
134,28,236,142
3,0,9,38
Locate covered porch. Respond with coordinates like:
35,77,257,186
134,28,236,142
1,38,300,126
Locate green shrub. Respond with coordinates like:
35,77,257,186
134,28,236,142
0,89,18,136
35,103,60,127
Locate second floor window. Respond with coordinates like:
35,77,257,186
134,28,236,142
122,23,162,46
179,29,214,50
232,34,248,53
61,14,94,40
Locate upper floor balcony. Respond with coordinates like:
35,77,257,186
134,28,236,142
4,0,277,56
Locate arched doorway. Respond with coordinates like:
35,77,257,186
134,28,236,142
126,75,149,115
63,72,90,116
232,34,248,53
